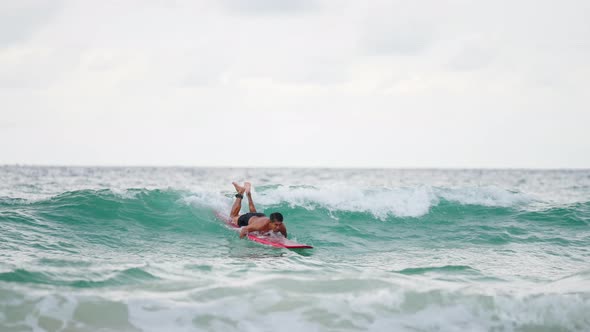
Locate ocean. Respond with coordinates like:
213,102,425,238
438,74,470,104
1,166,589,332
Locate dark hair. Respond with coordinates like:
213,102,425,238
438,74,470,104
269,212,283,222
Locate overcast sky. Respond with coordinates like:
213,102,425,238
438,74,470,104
1,0,589,168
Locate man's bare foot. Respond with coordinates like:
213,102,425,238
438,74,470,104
244,182,252,194
232,182,246,194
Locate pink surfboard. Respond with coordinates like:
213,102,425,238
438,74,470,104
215,212,313,249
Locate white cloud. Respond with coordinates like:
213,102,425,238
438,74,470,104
221,0,319,15
0,1,63,47
360,1,436,55
0,0,589,168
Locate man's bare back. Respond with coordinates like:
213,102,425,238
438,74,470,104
240,215,287,238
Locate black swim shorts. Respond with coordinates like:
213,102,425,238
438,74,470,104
237,212,266,227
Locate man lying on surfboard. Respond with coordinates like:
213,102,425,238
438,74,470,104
230,182,287,238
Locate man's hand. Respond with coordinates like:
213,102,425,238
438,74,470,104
240,227,247,238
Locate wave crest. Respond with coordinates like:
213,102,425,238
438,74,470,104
246,185,532,219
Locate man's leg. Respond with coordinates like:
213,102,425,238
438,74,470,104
230,182,246,225
244,182,257,213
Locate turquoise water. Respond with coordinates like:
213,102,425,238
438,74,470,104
1,166,589,331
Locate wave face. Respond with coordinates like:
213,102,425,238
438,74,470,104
1,166,590,331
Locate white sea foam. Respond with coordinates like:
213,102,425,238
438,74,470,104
182,190,229,214
438,185,532,207
246,185,438,219
6,278,590,332
190,184,533,219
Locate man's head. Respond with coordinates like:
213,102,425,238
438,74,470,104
269,212,283,225
269,212,285,234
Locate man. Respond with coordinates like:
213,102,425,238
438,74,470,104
230,182,287,238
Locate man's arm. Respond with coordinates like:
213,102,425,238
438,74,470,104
240,227,248,238
239,219,269,238
278,224,287,238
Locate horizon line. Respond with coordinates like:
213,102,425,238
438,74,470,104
1,163,589,171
